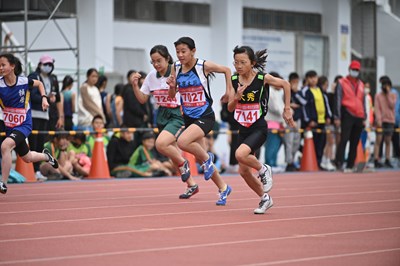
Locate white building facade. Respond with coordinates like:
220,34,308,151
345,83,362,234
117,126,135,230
3,0,399,114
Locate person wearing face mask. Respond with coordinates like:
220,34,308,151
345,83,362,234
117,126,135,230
373,76,397,168
333,60,366,172
28,55,64,179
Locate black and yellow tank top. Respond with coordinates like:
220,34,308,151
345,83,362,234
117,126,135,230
231,72,269,128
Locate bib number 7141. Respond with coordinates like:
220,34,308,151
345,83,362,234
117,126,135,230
235,110,259,122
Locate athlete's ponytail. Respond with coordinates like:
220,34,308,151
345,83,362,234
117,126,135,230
254,49,268,72
233,46,268,72
0,53,23,76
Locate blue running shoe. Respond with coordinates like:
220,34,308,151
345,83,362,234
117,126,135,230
216,185,232,206
201,152,215,181
179,160,191,182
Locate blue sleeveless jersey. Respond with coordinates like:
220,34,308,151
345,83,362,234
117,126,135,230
0,76,33,137
176,65,211,119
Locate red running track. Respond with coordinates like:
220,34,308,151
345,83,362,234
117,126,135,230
0,170,400,266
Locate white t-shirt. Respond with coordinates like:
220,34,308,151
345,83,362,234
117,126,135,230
140,69,181,108
77,83,102,126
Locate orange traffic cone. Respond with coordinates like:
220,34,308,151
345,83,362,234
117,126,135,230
15,155,36,182
182,151,199,177
355,140,366,165
300,130,319,171
87,133,111,179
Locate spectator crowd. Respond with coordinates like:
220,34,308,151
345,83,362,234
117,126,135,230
1,54,399,182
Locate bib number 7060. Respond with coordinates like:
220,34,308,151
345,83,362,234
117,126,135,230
3,107,26,128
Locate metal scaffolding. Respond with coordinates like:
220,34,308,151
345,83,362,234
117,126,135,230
0,0,80,84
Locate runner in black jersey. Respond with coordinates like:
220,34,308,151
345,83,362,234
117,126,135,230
227,46,295,214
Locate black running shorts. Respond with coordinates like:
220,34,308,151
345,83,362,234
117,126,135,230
239,125,268,154
8,130,30,157
183,112,215,136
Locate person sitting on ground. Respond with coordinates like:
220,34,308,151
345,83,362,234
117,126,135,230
106,126,148,177
67,133,92,177
40,132,80,180
86,114,110,152
128,131,174,177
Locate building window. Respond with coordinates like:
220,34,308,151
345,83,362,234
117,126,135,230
0,0,76,15
244,8,321,33
114,0,210,25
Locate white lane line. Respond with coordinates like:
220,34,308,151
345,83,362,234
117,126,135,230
2,197,400,218
1,188,399,207
6,173,391,190
0,190,400,216
1,210,399,243
4,178,400,198
0,226,399,265
239,248,400,266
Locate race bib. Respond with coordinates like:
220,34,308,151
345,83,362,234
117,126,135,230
234,103,261,127
152,89,179,108
3,107,27,128
180,86,206,107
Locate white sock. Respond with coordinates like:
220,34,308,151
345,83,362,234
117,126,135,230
259,164,267,175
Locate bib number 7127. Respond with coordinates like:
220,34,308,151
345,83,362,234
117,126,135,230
182,91,203,102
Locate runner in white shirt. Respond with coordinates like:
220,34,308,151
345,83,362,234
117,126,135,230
131,45,199,199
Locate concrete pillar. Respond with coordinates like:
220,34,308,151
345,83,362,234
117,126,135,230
210,0,243,68
77,0,114,72
322,0,352,83
210,0,243,119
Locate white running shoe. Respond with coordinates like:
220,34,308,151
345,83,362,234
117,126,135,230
0,181,8,194
324,160,336,171
254,195,273,214
259,164,273,192
35,171,48,182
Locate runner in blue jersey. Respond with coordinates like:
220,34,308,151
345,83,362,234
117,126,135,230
0,53,59,194
168,37,233,206
227,46,295,214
